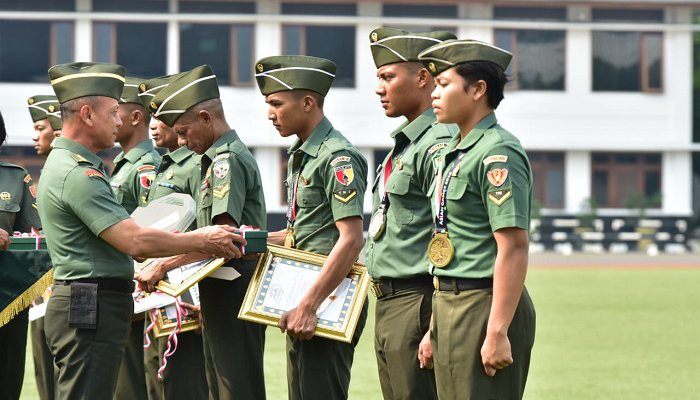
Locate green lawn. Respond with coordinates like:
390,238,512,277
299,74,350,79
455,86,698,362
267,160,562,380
20,268,700,399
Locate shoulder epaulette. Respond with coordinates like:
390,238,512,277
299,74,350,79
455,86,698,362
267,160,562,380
431,122,458,138
0,161,24,170
70,153,91,164
323,134,347,154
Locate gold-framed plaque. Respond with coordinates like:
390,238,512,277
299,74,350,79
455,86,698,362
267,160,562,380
136,258,226,297
239,244,370,343
152,285,200,338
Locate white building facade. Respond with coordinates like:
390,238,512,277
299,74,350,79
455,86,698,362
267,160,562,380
1,0,699,242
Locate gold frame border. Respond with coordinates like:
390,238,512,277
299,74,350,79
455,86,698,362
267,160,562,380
135,258,226,297
152,305,199,339
238,244,370,343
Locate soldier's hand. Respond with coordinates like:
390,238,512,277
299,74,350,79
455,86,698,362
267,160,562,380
277,306,317,340
194,225,245,260
481,331,513,377
180,302,203,334
0,228,10,251
418,330,434,369
135,263,166,293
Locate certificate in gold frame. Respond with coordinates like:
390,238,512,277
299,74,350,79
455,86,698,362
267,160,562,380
135,258,226,297
152,304,199,338
238,244,370,343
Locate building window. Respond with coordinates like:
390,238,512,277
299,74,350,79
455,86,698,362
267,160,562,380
282,25,355,87
593,31,663,92
179,1,255,13
383,4,457,19
282,2,357,16
493,6,567,21
0,0,74,11
180,24,254,86
495,29,565,90
528,152,565,209
94,22,167,78
592,8,664,23
384,25,457,35
93,0,168,12
592,153,662,208
0,20,73,82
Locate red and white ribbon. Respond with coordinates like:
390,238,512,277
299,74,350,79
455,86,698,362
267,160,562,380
157,298,188,381
13,226,43,250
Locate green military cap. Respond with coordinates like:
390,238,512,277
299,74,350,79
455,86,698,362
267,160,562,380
136,72,186,111
417,39,513,76
49,62,126,104
119,77,144,105
369,28,457,68
149,65,219,127
47,113,62,131
27,95,60,122
254,55,336,97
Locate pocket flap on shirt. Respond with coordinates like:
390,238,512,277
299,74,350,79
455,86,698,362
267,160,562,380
385,173,411,196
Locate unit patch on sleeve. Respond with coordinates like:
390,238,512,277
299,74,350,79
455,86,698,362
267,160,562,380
428,142,448,154
84,169,104,178
213,161,229,179
23,174,32,183
483,155,508,165
334,165,354,186
330,156,351,166
486,168,508,187
139,171,155,189
213,182,230,199
488,189,512,206
333,189,357,204
29,186,37,198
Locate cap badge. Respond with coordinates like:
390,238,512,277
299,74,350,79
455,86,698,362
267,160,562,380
371,32,378,42
28,98,34,105
139,83,147,92
150,101,157,110
48,105,55,112
256,64,263,72
429,62,436,73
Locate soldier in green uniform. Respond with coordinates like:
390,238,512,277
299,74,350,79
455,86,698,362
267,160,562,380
135,65,267,400
137,75,209,400
26,95,61,400
0,110,43,400
38,62,246,400
364,28,458,400
417,40,536,400
109,77,161,400
255,55,368,400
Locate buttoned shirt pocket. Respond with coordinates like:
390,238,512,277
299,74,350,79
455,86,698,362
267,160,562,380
446,177,468,200
297,186,324,209
0,199,20,213
386,173,413,225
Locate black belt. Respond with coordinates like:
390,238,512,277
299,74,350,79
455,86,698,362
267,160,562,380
433,276,493,293
54,278,135,294
370,275,433,299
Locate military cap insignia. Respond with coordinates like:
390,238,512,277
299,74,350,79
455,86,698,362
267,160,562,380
428,142,448,154
139,171,156,189
483,155,508,165
0,191,11,200
256,64,263,72
428,62,436,73
371,32,378,42
23,175,32,183
139,83,147,92
84,169,104,178
48,105,55,112
213,160,229,179
487,168,508,187
213,182,230,199
488,189,512,206
330,156,350,166
150,101,158,110
28,97,35,105
333,189,357,204
334,165,354,186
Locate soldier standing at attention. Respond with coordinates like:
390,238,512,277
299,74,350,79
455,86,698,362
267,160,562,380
256,55,368,400
364,28,458,400
418,40,536,400
38,62,246,400
26,94,61,400
135,65,267,400
137,74,209,400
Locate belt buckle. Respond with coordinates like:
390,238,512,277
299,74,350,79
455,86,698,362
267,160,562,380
433,276,440,291
370,282,383,298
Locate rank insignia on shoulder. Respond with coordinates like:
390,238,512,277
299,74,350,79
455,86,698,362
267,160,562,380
23,175,32,183
487,168,508,187
333,189,357,204
84,169,104,178
483,155,508,165
137,164,156,172
213,182,230,199
71,153,90,164
330,156,351,166
32,203,38,210
488,189,512,206
29,186,37,198
334,165,354,186
428,142,448,154
0,191,11,200
139,171,155,189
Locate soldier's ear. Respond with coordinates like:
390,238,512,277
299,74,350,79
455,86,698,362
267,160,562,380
302,95,315,112
80,104,93,126
417,68,432,89
198,109,213,126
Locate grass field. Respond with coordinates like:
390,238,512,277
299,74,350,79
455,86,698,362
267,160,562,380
19,264,700,399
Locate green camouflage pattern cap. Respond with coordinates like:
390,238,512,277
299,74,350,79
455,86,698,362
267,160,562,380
255,55,336,96
136,72,186,111
119,77,144,105
418,39,513,76
49,62,126,103
27,95,59,122
369,28,457,68
47,113,62,131
149,65,220,127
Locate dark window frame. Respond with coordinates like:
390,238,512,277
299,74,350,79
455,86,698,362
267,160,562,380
591,152,663,208
50,21,75,66
528,152,566,209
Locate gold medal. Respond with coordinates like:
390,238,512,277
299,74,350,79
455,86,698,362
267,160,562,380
284,227,295,248
368,207,386,240
428,232,454,268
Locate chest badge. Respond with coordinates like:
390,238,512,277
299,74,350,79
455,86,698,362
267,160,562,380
0,191,11,200
166,170,174,180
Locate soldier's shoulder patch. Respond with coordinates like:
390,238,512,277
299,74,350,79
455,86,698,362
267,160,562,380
428,142,448,154
29,186,37,198
23,174,32,183
213,160,230,179
488,189,512,206
84,169,104,178
330,156,351,166
213,153,230,162
333,189,357,204
70,153,90,164
486,168,508,187
139,170,155,189
334,164,354,186
137,164,156,172
213,182,230,199
483,155,508,165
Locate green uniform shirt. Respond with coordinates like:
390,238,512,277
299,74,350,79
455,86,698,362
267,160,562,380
364,109,456,279
197,130,266,230
110,140,161,214
429,113,532,279
37,138,132,280
0,162,41,234
286,117,367,255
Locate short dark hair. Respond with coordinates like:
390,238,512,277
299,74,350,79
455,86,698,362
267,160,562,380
60,96,100,122
454,61,508,109
292,89,325,109
0,110,6,147
121,103,151,127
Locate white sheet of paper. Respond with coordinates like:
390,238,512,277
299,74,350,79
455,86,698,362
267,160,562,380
133,292,176,314
208,266,241,281
28,301,47,321
166,259,211,285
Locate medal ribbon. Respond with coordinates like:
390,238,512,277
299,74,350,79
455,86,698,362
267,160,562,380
377,143,411,209
434,152,466,233
286,153,309,227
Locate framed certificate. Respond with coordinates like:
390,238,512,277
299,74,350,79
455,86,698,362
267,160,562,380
152,286,200,338
136,258,226,297
239,245,370,343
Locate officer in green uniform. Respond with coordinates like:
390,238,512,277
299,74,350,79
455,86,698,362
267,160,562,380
417,41,536,400
255,55,368,400
137,74,209,400
0,110,43,400
109,77,161,400
26,95,60,400
38,62,245,400
135,65,267,400
364,28,457,400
